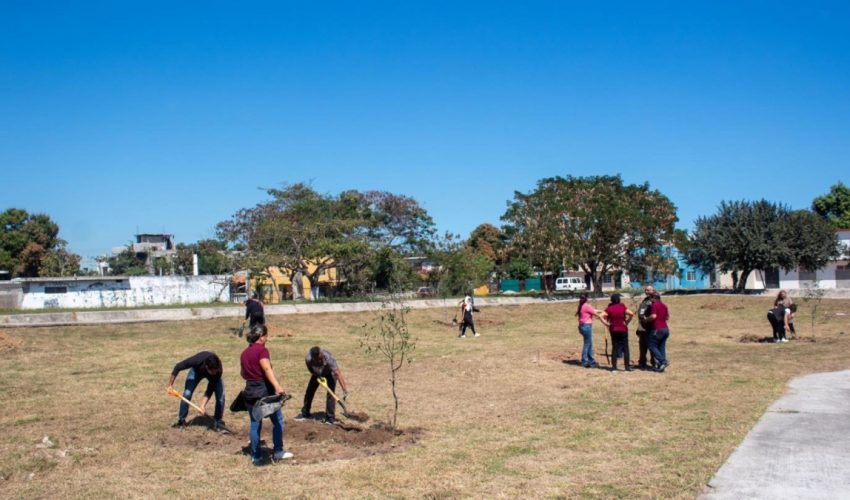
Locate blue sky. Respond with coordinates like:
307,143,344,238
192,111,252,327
2,1,848,266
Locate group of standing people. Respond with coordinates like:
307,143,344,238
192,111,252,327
575,285,670,372
167,295,349,466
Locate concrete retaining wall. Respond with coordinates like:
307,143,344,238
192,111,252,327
19,275,230,310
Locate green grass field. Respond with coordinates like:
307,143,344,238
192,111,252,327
1,295,848,498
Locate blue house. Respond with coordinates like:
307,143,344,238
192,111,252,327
629,246,711,291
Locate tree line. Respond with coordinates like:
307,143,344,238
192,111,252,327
2,181,848,294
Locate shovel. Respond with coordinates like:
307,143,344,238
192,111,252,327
167,387,205,414
316,377,351,418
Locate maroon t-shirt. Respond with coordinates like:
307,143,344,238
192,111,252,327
605,303,629,333
240,342,270,381
649,301,669,330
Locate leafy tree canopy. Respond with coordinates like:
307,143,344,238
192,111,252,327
812,182,850,229
502,175,677,293
0,208,80,277
688,200,839,291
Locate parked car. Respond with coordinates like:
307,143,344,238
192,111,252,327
555,277,587,291
416,286,436,298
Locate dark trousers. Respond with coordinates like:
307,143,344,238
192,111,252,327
249,313,265,328
636,329,654,367
459,313,476,336
302,371,336,419
610,331,630,369
767,313,786,341
647,328,670,367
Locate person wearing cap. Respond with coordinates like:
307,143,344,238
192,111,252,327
635,285,656,370
645,294,671,372
295,346,349,425
245,292,265,328
167,351,225,428
599,293,635,371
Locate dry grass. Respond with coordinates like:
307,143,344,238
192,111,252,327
1,295,849,498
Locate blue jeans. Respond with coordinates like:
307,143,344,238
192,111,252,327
248,405,284,461
578,323,596,365
647,328,670,367
179,368,225,423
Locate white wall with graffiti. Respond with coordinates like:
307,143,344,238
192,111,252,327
18,275,231,309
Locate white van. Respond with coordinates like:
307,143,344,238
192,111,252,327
555,276,587,291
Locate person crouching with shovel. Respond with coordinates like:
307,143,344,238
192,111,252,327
295,346,349,425
167,351,225,429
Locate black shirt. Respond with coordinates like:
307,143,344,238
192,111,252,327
172,351,222,398
245,298,264,320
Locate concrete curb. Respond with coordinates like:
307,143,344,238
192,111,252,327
0,296,562,328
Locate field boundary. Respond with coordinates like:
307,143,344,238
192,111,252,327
0,296,563,328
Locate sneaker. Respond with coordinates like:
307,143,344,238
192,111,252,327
294,412,310,421
273,451,294,461
173,420,187,428
252,458,265,467
213,420,228,432
658,362,668,372
322,417,336,425
781,338,789,343
459,334,466,338
625,367,633,372
473,333,480,337
589,362,600,368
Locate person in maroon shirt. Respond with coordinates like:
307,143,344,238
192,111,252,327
599,293,635,371
240,324,293,465
645,294,671,372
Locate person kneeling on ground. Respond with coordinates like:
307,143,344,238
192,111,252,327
295,346,348,425
240,324,293,465
600,293,635,372
168,351,225,429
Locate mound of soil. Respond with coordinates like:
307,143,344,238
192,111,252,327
159,414,422,464
739,334,781,343
0,332,24,352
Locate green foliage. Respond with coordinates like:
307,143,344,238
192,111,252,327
107,247,148,276
466,223,507,266
0,208,80,277
688,201,839,291
812,182,850,229
502,175,677,293
217,183,436,299
360,294,415,429
428,233,494,296
506,258,533,279
174,239,233,275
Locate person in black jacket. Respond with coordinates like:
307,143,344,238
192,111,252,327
635,286,656,370
167,351,225,428
245,292,265,328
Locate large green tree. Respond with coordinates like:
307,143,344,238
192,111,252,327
174,239,234,275
812,182,850,229
502,175,678,293
0,208,80,277
688,200,839,291
217,184,435,299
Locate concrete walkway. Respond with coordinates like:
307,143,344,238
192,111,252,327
702,370,850,499
0,295,563,328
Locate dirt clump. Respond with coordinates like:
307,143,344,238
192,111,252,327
159,413,422,464
0,332,24,352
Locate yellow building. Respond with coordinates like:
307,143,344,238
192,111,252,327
251,261,339,303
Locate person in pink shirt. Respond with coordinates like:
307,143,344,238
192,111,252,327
575,293,601,368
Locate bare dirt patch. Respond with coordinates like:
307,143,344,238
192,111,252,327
158,415,422,464
0,331,24,352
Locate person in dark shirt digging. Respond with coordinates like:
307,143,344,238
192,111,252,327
245,292,265,328
167,351,225,428
295,346,349,425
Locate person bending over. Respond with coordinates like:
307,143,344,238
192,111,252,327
295,347,349,425
168,351,224,429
